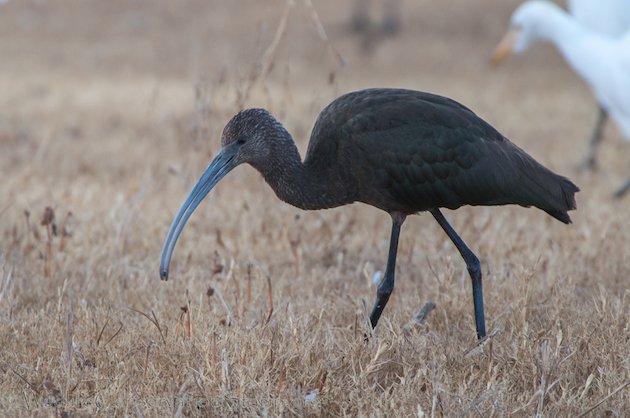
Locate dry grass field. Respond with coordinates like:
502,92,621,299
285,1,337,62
1,0,629,416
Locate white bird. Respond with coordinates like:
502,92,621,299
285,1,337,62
492,0,630,198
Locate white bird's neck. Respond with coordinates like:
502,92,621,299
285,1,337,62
537,6,611,96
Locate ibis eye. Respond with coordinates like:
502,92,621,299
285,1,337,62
236,138,246,145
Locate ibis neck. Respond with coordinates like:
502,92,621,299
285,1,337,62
251,135,354,210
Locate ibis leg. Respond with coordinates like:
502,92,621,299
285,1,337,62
580,105,608,171
430,209,486,339
369,214,405,329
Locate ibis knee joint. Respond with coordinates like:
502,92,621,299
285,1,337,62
466,256,481,279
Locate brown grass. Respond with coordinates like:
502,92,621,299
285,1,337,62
1,0,629,416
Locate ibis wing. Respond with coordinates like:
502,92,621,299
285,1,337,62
307,89,512,211
306,88,479,168
346,113,519,212
305,88,577,220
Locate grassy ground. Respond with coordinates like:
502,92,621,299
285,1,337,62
1,0,628,416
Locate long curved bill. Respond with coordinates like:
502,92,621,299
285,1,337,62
160,144,238,280
491,27,520,65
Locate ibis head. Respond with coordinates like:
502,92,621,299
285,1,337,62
159,109,287,280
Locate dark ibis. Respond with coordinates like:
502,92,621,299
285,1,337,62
160,88,579,339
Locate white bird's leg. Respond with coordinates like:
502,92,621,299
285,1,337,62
579,105,608,171
613,173,630,199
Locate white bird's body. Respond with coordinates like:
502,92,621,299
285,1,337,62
566,0,630,138
559,29,630,139
605,34,630,137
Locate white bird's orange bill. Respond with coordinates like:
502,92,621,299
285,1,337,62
491,28,521,64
